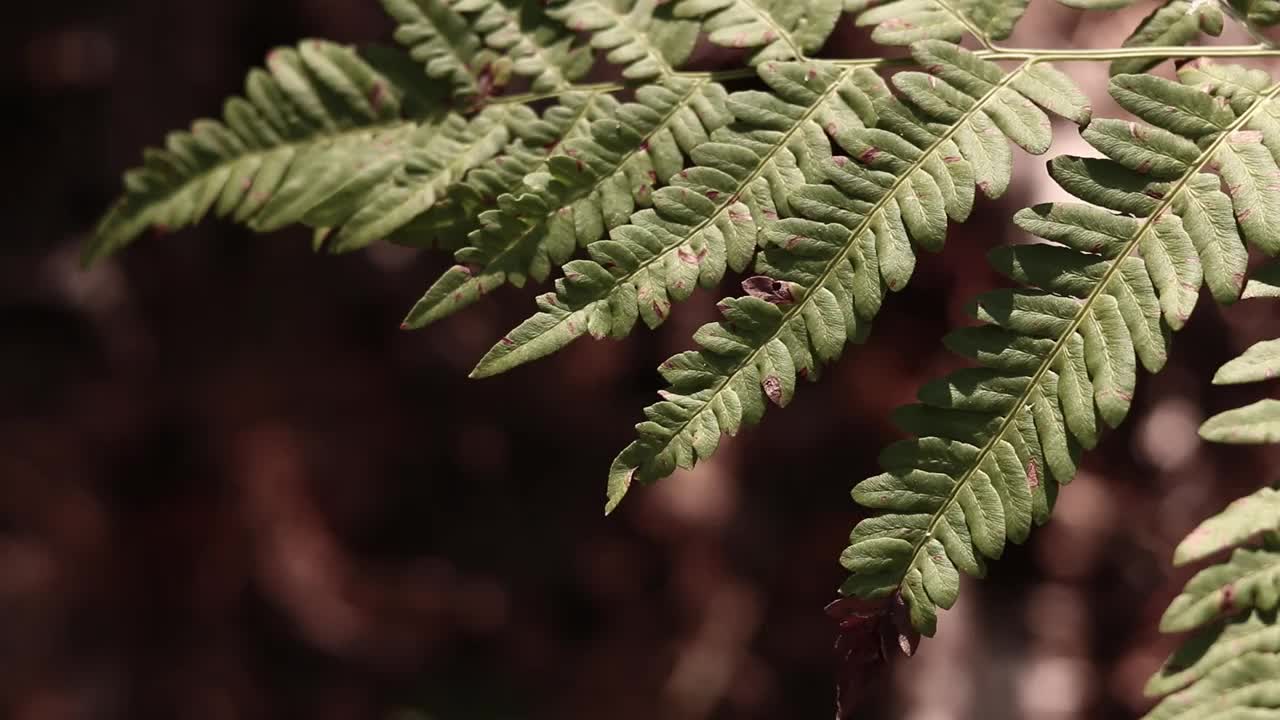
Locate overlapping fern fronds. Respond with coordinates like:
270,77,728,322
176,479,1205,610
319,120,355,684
1142,333,1280,719
90,0,1280,709
840,67,1280,635
592,43,1092,511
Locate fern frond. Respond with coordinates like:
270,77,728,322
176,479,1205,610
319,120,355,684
597,42,1089,514
847,0,1028,47
86,41,532,264
1144,338,1280,719
841,69,1280,636
549,0,699,80
404,79,732,328
386,0,594,97
674,0,842,63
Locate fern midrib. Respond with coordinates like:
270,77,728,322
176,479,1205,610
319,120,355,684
638,63,1031,470
484,81,706,270
932,0,995,49
420,1,485,90
900,81,1280,591
479,48,1280,110
736,0,805,59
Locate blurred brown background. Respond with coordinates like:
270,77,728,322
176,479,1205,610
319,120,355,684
3,2,1279,719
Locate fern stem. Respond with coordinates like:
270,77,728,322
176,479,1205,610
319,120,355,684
933,0,996,50
739,0,808,59
485,46,1280,108
900,81,1280,593
984,43,1280,60
487,82,631,105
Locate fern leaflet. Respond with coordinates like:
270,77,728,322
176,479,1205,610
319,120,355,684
846,0,1028,46
674,0,842,63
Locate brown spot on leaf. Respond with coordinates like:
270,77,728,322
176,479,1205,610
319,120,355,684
742,276,794,304
762,375,784,405
1220,584,1236,613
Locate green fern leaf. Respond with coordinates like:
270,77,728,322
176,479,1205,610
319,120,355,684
674,0,841,62
465,0,594,91
405,80,733,328
1200,400,1280,444
1147,651,1280,719
848,0,1028,46
601,42,1088,515
1111,0,1215,76
1175,487,1280,565
1161,548,1280,632
384,0,489,97
841,70,1280,636
1244,260,1280,298
1146,608,1280,699
86,41,525,265
1214,339,1280,384
1144,333,1280,719
387,0,595,97
549,0,698,80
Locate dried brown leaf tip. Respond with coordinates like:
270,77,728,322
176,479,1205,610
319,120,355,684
741,276,794,305
825,593,919,719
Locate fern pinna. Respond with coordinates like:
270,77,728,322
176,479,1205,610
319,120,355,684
90,0,1280,714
